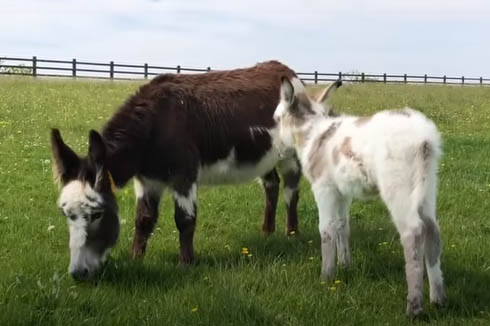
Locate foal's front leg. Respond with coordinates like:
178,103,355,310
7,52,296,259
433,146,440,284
313,185,342,279
172,182,198,264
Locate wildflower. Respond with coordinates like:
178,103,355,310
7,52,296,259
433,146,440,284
241,247,249,255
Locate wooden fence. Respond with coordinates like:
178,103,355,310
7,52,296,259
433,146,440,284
1,56,489,85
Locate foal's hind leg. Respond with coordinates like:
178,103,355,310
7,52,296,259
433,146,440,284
132,177,165,259
172,181,198,264
261,169,279,235
419,199,445,306
381,185,426,317
278,157,301,235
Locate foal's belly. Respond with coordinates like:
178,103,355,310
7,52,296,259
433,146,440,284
198,147,280,185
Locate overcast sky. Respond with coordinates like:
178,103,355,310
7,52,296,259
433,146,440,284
2,0,490,77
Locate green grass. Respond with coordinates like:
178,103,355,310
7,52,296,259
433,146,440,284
1,77,490,325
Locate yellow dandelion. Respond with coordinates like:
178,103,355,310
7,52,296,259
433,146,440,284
191,307,198,313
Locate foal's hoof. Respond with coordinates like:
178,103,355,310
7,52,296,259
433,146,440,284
406,298,424,318
430,285,446,308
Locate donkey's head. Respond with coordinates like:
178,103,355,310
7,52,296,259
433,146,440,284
273,77,342,151
51,129,119,280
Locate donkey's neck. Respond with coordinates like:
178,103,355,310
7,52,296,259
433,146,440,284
101,102,154,188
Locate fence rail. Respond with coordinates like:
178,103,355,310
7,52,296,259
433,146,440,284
1,55,489,86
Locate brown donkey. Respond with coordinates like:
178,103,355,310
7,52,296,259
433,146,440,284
51,61,302,279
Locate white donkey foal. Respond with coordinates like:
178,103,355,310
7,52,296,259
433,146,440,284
273,77,445,317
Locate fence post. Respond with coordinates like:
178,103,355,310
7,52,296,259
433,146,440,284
404,73,407,84
338,71,342,81
177,65,181,73
361,72,365,83
462,76,464,85
144,63,148,79
480,77,483,85
424,74,427,84
383,73,386,83
207,67,211,72
72,59,76,78
110,61,114,79
443,75,446,84
32,56,37,77
314,71,318,84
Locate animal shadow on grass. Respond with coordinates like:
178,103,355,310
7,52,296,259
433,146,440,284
350,214,490,320
92,229,319,289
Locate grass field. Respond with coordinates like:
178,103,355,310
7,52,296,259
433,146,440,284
1,77,490,325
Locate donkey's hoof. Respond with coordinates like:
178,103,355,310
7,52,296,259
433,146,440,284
131,245,146,260
286,229,299,237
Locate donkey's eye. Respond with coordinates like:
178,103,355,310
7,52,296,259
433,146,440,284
92,212,103,220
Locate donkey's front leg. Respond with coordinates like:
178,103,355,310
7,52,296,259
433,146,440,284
313,185,341,280
278,157,301,235
261,169,280,235
172,182,198,264
132,177,164,259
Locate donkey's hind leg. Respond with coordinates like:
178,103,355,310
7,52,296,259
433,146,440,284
172,181,198,265
278,157,301,235
261,169,280,235
132,176,165,259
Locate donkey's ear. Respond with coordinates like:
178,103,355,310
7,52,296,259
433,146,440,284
88,130,106,169
51,129,80,185
280,77,295,104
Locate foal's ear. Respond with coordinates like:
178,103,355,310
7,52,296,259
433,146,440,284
280,77,295,104
315,80,342,104
51,129,80,185
88,130,106,169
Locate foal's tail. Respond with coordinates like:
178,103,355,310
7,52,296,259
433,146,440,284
411,135,442,216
